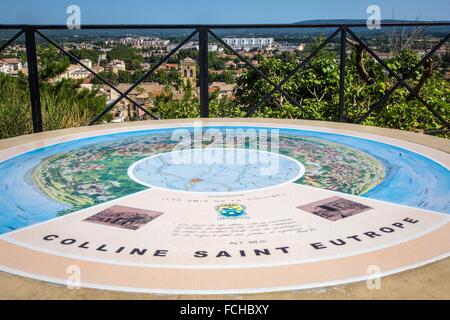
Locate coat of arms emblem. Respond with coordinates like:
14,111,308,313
215,203,248,219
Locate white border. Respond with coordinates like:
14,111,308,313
0,251,448,295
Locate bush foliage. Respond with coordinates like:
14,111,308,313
0,40,449,140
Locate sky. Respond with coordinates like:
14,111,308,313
1,0,450,25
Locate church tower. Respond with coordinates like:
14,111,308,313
180,57,197,88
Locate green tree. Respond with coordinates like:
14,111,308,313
178,48,199,61
209,71,235,84
38,46,70,80
232,39,449,135
107,45,144,70
69,48,100,64
153,84,199,119
441,51,450,69
209,52,226,70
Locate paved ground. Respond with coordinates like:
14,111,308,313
1,258,448,300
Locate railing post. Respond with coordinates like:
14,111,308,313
24,28,43,133
339,27,347,123
198,26,209,118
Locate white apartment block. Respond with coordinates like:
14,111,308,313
223,37,275,50
119,37,170,48
166,42,223,53
57,65,90,81
51,59,93,82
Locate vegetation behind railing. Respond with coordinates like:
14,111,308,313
0,73,107,139
0,23,449,139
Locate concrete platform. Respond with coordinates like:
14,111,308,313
0,119,448,299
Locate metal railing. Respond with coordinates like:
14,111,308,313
1,22,449,135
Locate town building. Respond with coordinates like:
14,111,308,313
80,59,93,69
101,82,167,123
0,58,23,75
51,59,93,82
158,62,179,71
118,37,170,49
92,65,105,74
107,59,126,74
444,70,450,80
0,63,10,74
209,82,236,99
276,43,306,52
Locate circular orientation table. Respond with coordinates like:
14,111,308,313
0,119,448,294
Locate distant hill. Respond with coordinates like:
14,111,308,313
297,19,400,24
295,19,448,25
293,19,450,35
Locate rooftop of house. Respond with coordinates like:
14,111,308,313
1,58,22,64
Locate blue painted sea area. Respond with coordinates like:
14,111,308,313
0,129,174,234
0,126,449,235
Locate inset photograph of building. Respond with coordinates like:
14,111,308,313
298,196,373,221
